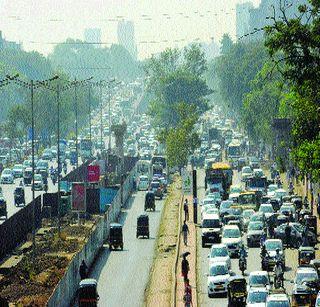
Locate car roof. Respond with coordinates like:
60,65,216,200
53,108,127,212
267,293,289,301
250,271,268,276
249,287,268,293
209,261,228,267
211,243,227,249
202,213,219,219
223,225,239,230
265,239,282,243
296,266,317,273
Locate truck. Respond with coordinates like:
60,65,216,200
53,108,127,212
205,162,233,199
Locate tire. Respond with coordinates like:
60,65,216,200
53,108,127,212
109,245,113,251
147,234,150,239
120,244,123,251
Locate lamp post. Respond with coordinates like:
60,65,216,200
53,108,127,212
7,74,58,255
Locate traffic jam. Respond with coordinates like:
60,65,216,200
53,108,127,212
196,109,320,306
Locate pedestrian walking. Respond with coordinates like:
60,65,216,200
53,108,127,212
79,260,88,280
184,199,189,221
181,253,190,284
182,221,190,246
317,201,320,219
183,279,193,307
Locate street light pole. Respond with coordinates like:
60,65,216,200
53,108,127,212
74,78,79,168
100,83,103,153
88,83,92,143
56,83,61,236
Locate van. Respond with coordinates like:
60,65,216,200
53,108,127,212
201,213,222,247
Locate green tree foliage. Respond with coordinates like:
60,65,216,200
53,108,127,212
214,41,268,116
49,39,142,81
145,44,209,168
220,34,234,55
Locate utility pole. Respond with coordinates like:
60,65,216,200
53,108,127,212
74,78,79,168
88,83,92,143
56,83,61,235
100,83,103,153
7,74,58,256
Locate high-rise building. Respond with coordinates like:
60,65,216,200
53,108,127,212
0,31,22,51
117,20,137,60
84,28,101,48
248,0,309,41
236,2,254,40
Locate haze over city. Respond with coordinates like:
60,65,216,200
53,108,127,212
0,0,261,59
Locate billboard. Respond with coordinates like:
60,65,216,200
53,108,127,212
87,165,100,182
71,182,86,212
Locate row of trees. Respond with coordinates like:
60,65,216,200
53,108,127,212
0,41,141,144
211,0,320,181
144,44,211,169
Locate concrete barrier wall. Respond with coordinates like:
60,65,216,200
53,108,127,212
46,164,136,307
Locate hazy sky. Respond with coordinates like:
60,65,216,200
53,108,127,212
0,0,261,59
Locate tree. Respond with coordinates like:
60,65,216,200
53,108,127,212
220,34,233,55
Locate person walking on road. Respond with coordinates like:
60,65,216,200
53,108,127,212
183,278,193,307
184,199,189,221
181,253,190,284
79,260,88,280
182,221,190,246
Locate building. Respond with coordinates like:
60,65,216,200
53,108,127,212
84,28,101,48
201,38,220,59
117,20,137,60
248,0,309,40
0,31,22,51
236,2,254,40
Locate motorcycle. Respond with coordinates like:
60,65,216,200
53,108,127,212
239,256,247,276
274,267,284,289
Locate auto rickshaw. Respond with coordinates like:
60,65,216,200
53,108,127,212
305,215,317,236
145,191,155,211
14,187,25,206
23,167,32,185
292,283,317,307
108,223,123,250
227,276,247,306
136,214,149,238
299,246,315,265
78,278,99,307
0,197,7,219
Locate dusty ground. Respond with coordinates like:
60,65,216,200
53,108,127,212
0,217,97,306
144,176,182,307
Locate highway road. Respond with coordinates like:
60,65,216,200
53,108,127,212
0,160,74,222
88,190,164,307
196,168,298,306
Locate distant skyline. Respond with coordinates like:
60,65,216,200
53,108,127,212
0,0,261,59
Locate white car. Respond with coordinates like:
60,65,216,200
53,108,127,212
253,168,264,177
229,185,242,200
207,261,230,297
266,293,290,307
137,175,149,191
32,174,44,191
264,239,285,269
247,287,268,307
294,266,318,288
12,164,24,178
0,168,14,184
241,166,253,181
221,225,242,257
267,184,278,197
248,271,270,290
259,203,274,220
274,188,288,200
208,244,231,269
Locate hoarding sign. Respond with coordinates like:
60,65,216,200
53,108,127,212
87,165,100,182
71,182,86,212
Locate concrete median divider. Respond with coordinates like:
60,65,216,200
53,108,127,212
46,165,136,307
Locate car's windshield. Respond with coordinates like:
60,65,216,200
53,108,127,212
275,191,287,198
295,272,318,284
2,169,11,175
268,185,278,192
202,219,220,228
220,202,232,209
242,167,252,174
230,187,242,193
267,301,290,307
265,241,282,251
293,224,304,233
209,265,228,276
248,291,268,303
248,223,264,231
223,228,240,238
34,175,42,181
211,247,228,257
13,165,23,170
249,274,268,286
280,206,294,213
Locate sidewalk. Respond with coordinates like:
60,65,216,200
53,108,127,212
175,195,197,307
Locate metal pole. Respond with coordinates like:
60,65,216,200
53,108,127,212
57,84,61,236
88,84,92,143
108,83,111,152
74,78,79,168
100,83,103,153
31,80,36,254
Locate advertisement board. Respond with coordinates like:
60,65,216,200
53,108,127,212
71,182,86,212
87,165,100,182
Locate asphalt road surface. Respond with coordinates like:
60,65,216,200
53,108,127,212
88,190,165,307
196,168,298,306
0,160,74,222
